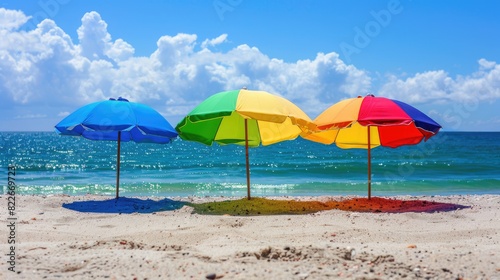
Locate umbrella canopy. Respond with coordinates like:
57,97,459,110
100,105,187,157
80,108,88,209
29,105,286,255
55,97,178,198
176,89,314,199
303,95,441,198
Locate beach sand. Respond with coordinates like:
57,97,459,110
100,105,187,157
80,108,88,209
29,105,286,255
1,194,499,279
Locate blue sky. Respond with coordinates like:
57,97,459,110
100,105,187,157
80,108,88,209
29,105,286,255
1,0,499,131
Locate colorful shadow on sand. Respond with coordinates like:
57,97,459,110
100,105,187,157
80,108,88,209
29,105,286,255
191,197,469,215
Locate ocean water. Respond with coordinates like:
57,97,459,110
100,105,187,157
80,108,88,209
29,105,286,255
1,132,499,197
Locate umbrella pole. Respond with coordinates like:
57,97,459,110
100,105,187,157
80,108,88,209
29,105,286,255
367,126,371,200
116,131,121,199
245,119,251,200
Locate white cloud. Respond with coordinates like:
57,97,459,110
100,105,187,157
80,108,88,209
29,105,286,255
201,34,228,49
0,8,30,30
77,11,110,60
1,8,499,131
0,9,371,122
107,39,134,62
76,11,135,62
151,33,197,68
378,59,500,104
478,58,496,70
15,113,47,119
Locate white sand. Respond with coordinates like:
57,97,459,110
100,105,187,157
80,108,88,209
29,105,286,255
1,194,499,279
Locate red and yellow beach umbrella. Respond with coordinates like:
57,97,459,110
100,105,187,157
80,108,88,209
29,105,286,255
176,89,314,199
304,95,442,198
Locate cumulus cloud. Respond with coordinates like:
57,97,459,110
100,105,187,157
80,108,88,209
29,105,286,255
0,9,371,120
378,59,500,104
0,8,30,30
478,58,496,70
151,33,197,68
0,8,499,131
77,11,134,61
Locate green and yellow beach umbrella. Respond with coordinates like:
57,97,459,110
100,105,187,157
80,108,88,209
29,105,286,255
175,89,315,199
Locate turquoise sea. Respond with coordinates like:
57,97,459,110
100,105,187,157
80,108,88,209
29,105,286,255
1,132,499,197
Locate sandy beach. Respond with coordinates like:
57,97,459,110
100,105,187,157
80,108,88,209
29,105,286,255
1,194,499,279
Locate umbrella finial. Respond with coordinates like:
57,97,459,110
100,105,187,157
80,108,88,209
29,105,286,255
118,97,129,102
242,86,247,90
366,93,375,97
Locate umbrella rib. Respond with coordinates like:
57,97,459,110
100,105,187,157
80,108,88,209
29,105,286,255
127,102,137,131
255,118,262,144
211,116,227,145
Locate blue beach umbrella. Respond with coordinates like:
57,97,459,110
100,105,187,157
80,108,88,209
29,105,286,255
55,97,178,198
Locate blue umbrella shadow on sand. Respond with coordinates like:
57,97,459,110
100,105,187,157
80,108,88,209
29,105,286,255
62,197,188,214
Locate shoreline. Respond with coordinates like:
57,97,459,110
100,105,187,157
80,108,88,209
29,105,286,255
1,194,499,279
